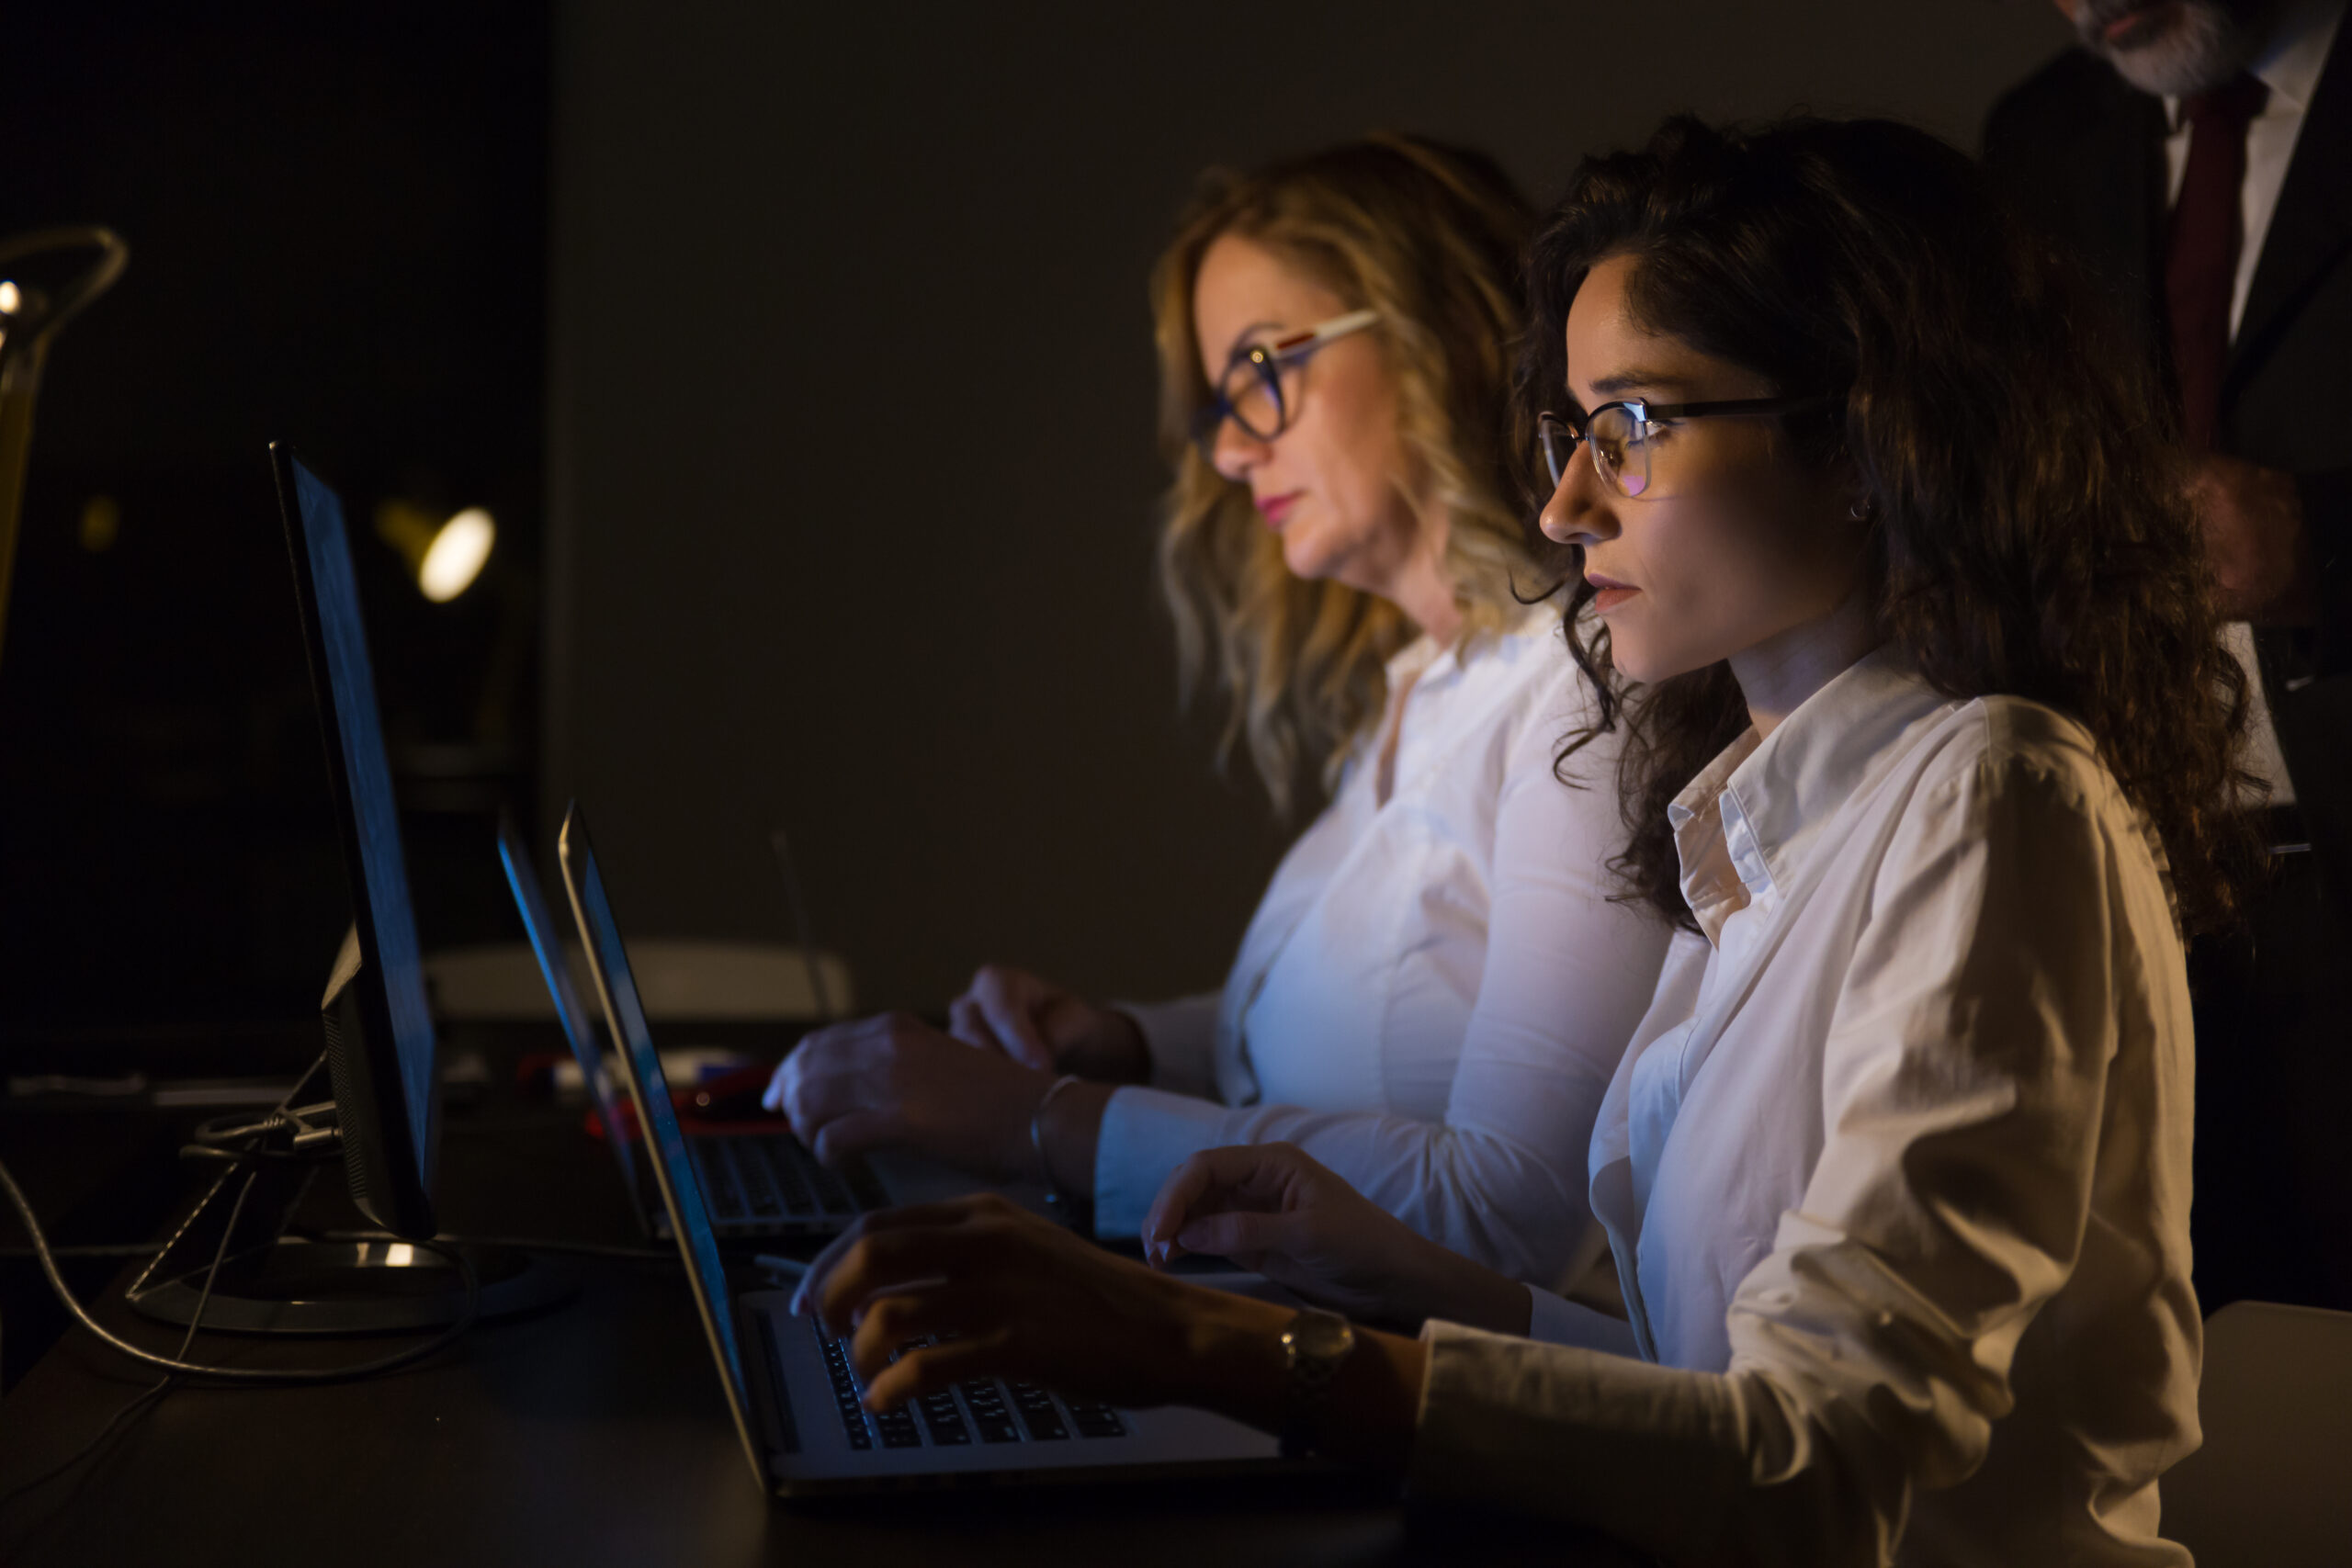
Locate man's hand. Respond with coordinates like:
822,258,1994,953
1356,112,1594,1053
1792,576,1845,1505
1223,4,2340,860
2189,453,2312,624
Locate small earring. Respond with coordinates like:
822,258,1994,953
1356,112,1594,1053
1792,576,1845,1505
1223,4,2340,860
1849,500,1871,521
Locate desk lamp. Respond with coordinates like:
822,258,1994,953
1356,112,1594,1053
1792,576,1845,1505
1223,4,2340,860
0,226,128,673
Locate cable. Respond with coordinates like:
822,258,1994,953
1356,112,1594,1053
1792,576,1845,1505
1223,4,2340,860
0,1151,479,1385
0,1171,254,1513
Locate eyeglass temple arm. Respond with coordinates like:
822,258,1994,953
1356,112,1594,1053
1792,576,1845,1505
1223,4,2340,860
1267,309,1380,357
1636,394,1836,421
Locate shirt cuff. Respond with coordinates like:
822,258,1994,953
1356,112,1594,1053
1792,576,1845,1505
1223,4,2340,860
1091,1084,1234,1237
1524,1286,1641,1357
1112,993,1221,1100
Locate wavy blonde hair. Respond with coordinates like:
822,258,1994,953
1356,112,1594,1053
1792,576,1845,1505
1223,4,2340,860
1150,134,1544,815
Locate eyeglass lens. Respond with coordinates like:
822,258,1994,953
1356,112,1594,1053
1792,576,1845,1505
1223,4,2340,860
1538,408,1650,498
1216,355,1284,443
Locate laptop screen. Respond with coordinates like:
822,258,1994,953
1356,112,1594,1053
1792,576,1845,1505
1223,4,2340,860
555,810,752,1425
494,816,642,1204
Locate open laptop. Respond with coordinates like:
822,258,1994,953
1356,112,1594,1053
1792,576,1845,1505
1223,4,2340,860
557,800,1300,1491
496,812,921,1239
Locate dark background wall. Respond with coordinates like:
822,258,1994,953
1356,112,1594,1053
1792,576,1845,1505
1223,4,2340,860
0,3,2078,1061
546,0,2074,1014
0,3,548,1061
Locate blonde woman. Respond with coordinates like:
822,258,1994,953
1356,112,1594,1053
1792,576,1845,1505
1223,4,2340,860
770,137,1668,1284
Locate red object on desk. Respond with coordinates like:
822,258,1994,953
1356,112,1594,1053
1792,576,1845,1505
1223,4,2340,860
575,1059,782,1143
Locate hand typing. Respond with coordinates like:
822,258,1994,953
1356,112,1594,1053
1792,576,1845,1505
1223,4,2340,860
946,964,1150,1081
763,1012,1049,1180
1142,1143,1529,1334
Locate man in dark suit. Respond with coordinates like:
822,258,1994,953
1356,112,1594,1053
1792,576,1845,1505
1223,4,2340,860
1985,0,2352,1313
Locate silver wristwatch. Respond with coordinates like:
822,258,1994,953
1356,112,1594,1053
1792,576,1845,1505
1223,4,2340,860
1277,1307,1356,1459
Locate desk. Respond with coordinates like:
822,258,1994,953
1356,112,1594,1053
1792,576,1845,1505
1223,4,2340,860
0,1085,1641,1568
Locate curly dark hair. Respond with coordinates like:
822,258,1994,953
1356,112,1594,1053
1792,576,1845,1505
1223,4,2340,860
1521,115,2257,936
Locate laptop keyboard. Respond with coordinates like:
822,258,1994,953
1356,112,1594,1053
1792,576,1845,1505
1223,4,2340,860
813,1318,1126,1451
695,1134,888,1229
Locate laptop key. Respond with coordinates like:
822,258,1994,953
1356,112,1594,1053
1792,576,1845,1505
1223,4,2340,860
917,1390,971,1445
815,1327,874,1450
1066,1401,1127,1438
871,1405,924,1449
693,1139,747,1221
736,1144,783,1216
1007,1382,1068,1441
961,1380,1022,1443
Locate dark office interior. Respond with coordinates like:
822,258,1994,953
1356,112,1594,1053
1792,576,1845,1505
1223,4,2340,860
5,2,2349,1563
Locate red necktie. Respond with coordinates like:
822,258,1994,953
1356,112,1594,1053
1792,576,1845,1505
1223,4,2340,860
2165,73,2268,451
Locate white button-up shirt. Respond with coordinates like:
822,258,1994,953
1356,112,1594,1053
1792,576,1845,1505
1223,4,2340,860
1409,650,2199,1567
1094,608,1671,1283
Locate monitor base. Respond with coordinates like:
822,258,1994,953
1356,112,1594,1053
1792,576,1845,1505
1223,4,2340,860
128,1237,579,1335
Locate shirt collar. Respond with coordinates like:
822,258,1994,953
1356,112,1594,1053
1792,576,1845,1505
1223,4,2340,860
2163,0,2346,128
1382,602,1555,692
1667,647,1946,946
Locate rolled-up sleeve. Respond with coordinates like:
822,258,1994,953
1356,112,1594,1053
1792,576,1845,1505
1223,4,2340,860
1407,757,2188,1564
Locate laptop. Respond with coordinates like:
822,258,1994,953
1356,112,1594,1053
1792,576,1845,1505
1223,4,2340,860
556,800,1302,1491
497,812,926,1239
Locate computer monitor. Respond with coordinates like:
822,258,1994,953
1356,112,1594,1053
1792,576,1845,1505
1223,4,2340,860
272,443,437,1238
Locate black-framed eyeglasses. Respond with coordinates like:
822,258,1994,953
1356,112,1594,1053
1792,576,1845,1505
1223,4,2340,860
1537,396,1834,499
1191,309,1380,457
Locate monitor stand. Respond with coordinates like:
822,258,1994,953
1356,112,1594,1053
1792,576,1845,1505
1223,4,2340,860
125,1108,579,1336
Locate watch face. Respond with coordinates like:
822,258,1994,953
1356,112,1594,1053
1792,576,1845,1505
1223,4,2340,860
1286,1310,1355,1363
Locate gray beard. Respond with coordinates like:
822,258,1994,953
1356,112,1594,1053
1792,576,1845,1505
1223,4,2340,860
2074,0,2271,96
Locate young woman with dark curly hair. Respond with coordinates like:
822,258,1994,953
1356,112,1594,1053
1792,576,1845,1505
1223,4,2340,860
787,115,2251,1565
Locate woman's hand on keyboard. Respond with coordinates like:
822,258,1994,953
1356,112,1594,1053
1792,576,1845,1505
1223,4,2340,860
764,1012,1051,1181
945,964,1149,1083
1142,1144,1532,1337
791,1193,1293,1416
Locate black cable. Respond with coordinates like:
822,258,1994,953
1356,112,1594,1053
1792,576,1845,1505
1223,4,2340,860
0,1171,254,1513
0,1151,479,1385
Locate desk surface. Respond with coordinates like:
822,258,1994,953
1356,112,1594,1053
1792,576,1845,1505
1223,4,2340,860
0,1089,1638,1568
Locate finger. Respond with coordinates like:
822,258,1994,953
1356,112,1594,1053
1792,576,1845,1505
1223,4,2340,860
810,1110,899,1170
944,996,1006,1054
791,1197,1012,1316
862,1332,1015,1413
967,968,1058,1072
811,1204,1017,1330
1141,1145,1299,1261
776,1031,899,1146
848,1281,999,1383
1141,1156,1221,1264
1173,1208,1298,1262
761,1060,790,1113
